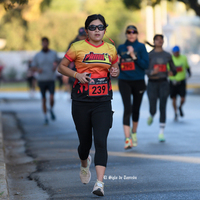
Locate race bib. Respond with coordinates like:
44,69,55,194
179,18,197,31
88,77,109,97
121,61,135,71
176,66,183,72
154,64,167,72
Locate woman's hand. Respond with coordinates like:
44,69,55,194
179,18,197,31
127,46,137,60
127,46,134,54
76,72,92,84
168,71,173,76
151,67,160,75
110,63,120,78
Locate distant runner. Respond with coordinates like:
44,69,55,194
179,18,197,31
146,34,177,142
169,45,191,120
31,37,59,125
117,25,149,149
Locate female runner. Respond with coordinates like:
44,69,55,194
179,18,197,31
146,34,177,142
118,25,149,149
58,14,119,196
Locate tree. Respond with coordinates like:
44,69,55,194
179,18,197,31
0,0,28,10
123,0,200,17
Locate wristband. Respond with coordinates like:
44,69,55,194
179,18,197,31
74,72,77,78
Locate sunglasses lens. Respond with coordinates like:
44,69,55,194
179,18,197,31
88,25,105,31
98,25,105,31
88,25,96,31
127,30,137,34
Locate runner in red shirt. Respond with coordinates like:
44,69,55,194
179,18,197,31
58,14,119,196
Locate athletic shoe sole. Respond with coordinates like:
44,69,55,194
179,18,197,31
93,189,104,196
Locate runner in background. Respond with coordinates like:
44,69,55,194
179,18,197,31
117,25,149,150
31,37,59,125
146,34,177,142
58,14,119,196
169,45,191,121
62,27,87,93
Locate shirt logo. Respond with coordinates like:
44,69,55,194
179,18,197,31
82,52,111,65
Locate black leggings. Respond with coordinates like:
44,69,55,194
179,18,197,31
147,80,169,123
72,100,113,167
118,79,146,125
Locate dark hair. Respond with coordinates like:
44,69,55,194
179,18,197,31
41,37,49,43
145,34,164,48
85,14,108,29
153,34,164,41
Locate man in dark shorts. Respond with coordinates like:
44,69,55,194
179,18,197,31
31,37,59,125
169,46,191,121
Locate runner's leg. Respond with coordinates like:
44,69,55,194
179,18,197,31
131,80,146,133
118,79,131,138
147,81,158,118
159,81,169,132
72,101,93,166
92,101,112,182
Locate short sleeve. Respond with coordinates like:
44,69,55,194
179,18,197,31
112,47,118,64
64,43,76,62
31,54,38,67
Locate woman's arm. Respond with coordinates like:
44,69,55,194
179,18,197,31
130,44,149,70
168,58,177,76
57,57,91,84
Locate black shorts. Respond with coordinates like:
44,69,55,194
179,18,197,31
170,80,186,98
27,76,36,88
38,81,55,98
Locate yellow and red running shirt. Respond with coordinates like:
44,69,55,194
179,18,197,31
65,39,118,102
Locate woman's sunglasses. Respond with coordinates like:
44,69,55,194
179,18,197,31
88,25,105,31
126,30,138,34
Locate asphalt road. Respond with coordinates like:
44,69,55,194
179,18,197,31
0,91,200,200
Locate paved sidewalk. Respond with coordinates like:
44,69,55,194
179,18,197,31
0,113,9,200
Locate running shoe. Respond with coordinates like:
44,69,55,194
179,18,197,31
179,106,184,117
92,179,104,196
147,116,153,125
158,133,165,142
50,110,56,120
174,113,178,121
131,132,137,147
80,155,91,184
124,138,133,150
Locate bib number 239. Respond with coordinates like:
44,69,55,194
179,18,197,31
88,78,109,96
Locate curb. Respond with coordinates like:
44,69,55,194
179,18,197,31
0,113,9,200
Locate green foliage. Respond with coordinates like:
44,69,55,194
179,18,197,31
123,0,141,9
0,0,143,51
0,0,28,10
40,0,52,12
123,0,200,16
0,0,28,4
